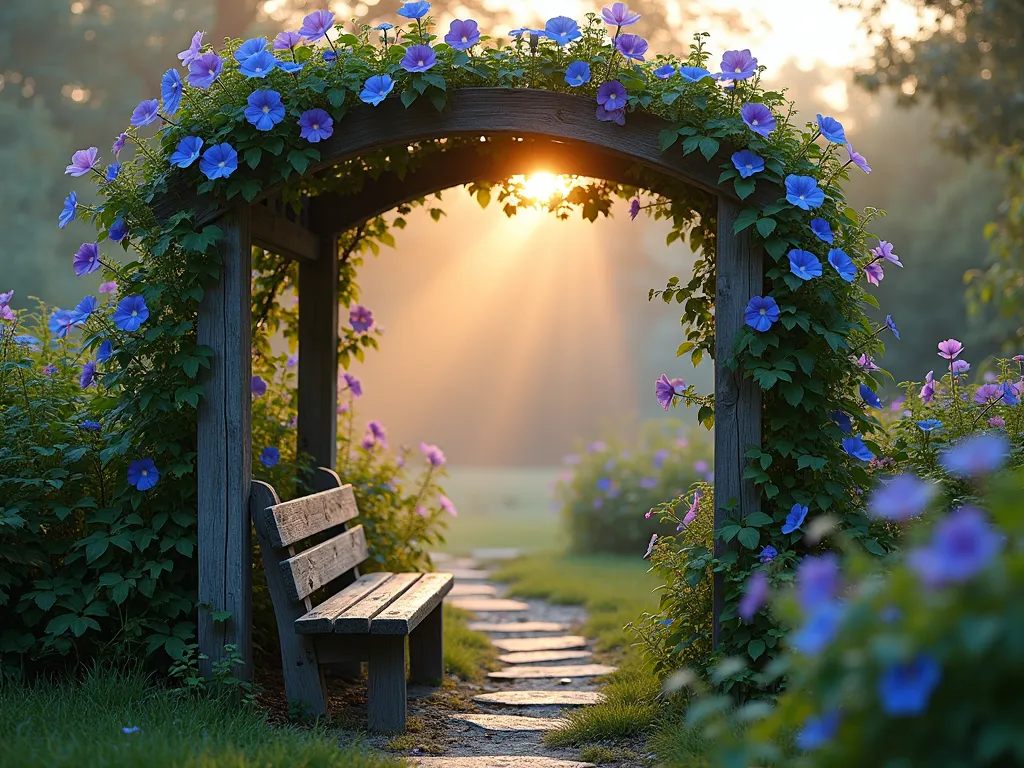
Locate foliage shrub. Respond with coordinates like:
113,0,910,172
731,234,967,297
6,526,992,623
556,420,711,555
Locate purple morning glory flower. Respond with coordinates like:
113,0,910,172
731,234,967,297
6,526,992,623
909,506,1001,588
421,442,446,467
630,198,641,220
59,192,77,229
199,143,238,180
96,339,114,363
872,240,902,267
679,66,712,82
565,61,591,87
188,52,223,90
109,216,127,242
937,339,963,359
245,90,285,131
642,532,658,558
439,494,458,517
719,49,757,80
350,305,374,332
782,503,808,534
112,296,149,332
885,314,900,339
596,106,626,125
239,51,277,78
359,75,395,106
860,383,882,409
732,150,764,178
738,570,768,621
259,446,280,467
877,655,942,716
178,30,204,67
831,411,853,434
106,163,121,182
615,33,648,61
856,354,880,372
112,133,128,158
828,249,856,282
788,249,823,281
73,295,97,322
544,16,581,46
868,474,937,521
759,545,777,564
744,295,779,332
130,99,160,127
785,175,825,210
161,68,182,115
974,383,1002,404
251,375,268,397
602,2,641,27
654,64,676,80
398,1,431,19
66,147,99,177
810,218,833,244
233,37,268,63
864,261,884,286
679,491,700,528
597,80,628,111
846,142,872,173
939,433,1009,478
445,19,480,50
655,374,685,410
403,44,438,74
920,372,936,404
170,136,203,168
274,31,305,50
816,114,847,144
842,435,875,462
368,420,387,443
79,361,96,389
48,309,78,339
73,242,100,277
127,458,160,491
796,710,841,751
298,10,335,41
343,372,362,397
952,359,970,375
741,103,776,137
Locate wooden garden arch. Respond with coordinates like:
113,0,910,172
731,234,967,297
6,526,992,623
152,88,772,677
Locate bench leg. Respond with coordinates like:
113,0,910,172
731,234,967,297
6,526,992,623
409,603,444,685
281,636,329,720
368,635,407,733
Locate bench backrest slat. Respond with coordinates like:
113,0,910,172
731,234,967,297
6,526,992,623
260,482,359,548
279,524,369,601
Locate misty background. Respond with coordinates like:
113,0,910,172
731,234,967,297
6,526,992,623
0,0,1003,467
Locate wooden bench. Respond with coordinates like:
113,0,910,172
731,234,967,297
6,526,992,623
249,467,453,732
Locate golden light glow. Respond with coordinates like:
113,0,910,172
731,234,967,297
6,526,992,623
516,172,574,204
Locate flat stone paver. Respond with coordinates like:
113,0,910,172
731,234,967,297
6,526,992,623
497,649,592,664
471,548,521,560
451,598,530,613
491,635,588,653
450,583,499,597
488,664,617,680
472,690,604,707
452,713,568,732
450,568,494,581
409,758,595,768
468,621,568,633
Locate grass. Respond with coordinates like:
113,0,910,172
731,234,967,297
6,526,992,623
442,603,498,681
0,665,398,768
491,553,666,749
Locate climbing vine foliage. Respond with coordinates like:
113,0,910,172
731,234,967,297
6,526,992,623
16,2,897,683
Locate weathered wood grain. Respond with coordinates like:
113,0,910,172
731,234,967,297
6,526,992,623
280,524,369,601
251,205,319,261
334,573,422,634
294,571,393,634
197,205,253,680
712,196,764,649
367,634,407,733
372,573,454,635
408,603,444,684
260,483,358,548
250,481,328,715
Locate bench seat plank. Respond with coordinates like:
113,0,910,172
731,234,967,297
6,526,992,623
280,524,368,601
261,483,358,547
295,571,393,634
334,573,422,634
372,573,454,635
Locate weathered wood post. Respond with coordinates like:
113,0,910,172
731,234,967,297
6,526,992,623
197,203,254,679
712,196,764,648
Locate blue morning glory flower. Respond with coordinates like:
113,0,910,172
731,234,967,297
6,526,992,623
161,68,183,115
791,600,845,655
939,433,1009,478
744,295,779,332
596,477,613,492
169,136,203,168
759,545,777,563
260,446,281,467
886,314,900,340
233,37,268,63
544,16,581,45
80,420,102,431
842,435,875,462
564,61,591,87
96,339,114,363
788,249,823,281
827,248,856,282
398,1,431,19
14,334,42,349
444,19,480,50
781,503,808,534
48,309,78,339
741,103,776,137
795,710,841,751
679,66,712,82
277,61,305,74
877,654,941,717
130,99,160,127
816,113,847,144
653,63,676,80
731,150,764,179
810,217,833,244
245,90,285,131
860,383,882,409
127,458,160,491
199,143,238,180
72,295,97,322
359,75,395,106
785,175,825,210
59,191,77,229
105,163,121,182
239,50,277,78
1002,381,1019,406
113,295,149,332
917,419,942,432
830,411,853,434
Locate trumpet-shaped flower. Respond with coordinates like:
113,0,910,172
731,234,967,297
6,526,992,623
245,90,285,130
544,16,581,45
842,435,875,462
788,249,822,281
401,44,436,73
864,261,884,285
398,1,431,19
445,19,480,50
359,75,395,106
629,198,641,220
602,2,641,26
655,374,685,410
846,142,871,173
421,442,446,467
49,309,78,338
782,503,808,534
796,711,841,751
615,33,648,60
785,175,825,210
274,31,305,50
811,218,833,244
188,52,223,89
170,136,203,168
199,143,238,179
738,571,768,621
886,314,900,339
831,411,853,434
299,109,333,142
298,10,335,41
868,474,937,521
937,339,963,359
828,248,856,282
112,133,128,158
741,103,775,136
113,295,149,332
816,114,847,144
597,80,628,111
654,64,676,80
178,31,204,66
565,61,591,87
920,371,935,403
940,433,1009,478
79,361,97,389
744,295,779,332
260,446,280,467
596,106,626,125
73,242,101,276
251,375,268,397
350,304,374,332
106,163,121,182
59,192,77,229
233,37,268,62
731,150,764,178
96,339,114,363
679,66,712,82
239,51,277,78
73,295,97,322
66,147,99,177
909,506,1000,587
127,458,160,491
719,49,757,80
872,240,902,266
343,372,362,397
161,68,182,115
759,545,777,564
130,99,160,127
878,655,942,717
860,383,882,409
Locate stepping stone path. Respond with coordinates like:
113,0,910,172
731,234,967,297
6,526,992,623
407,556,616,767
